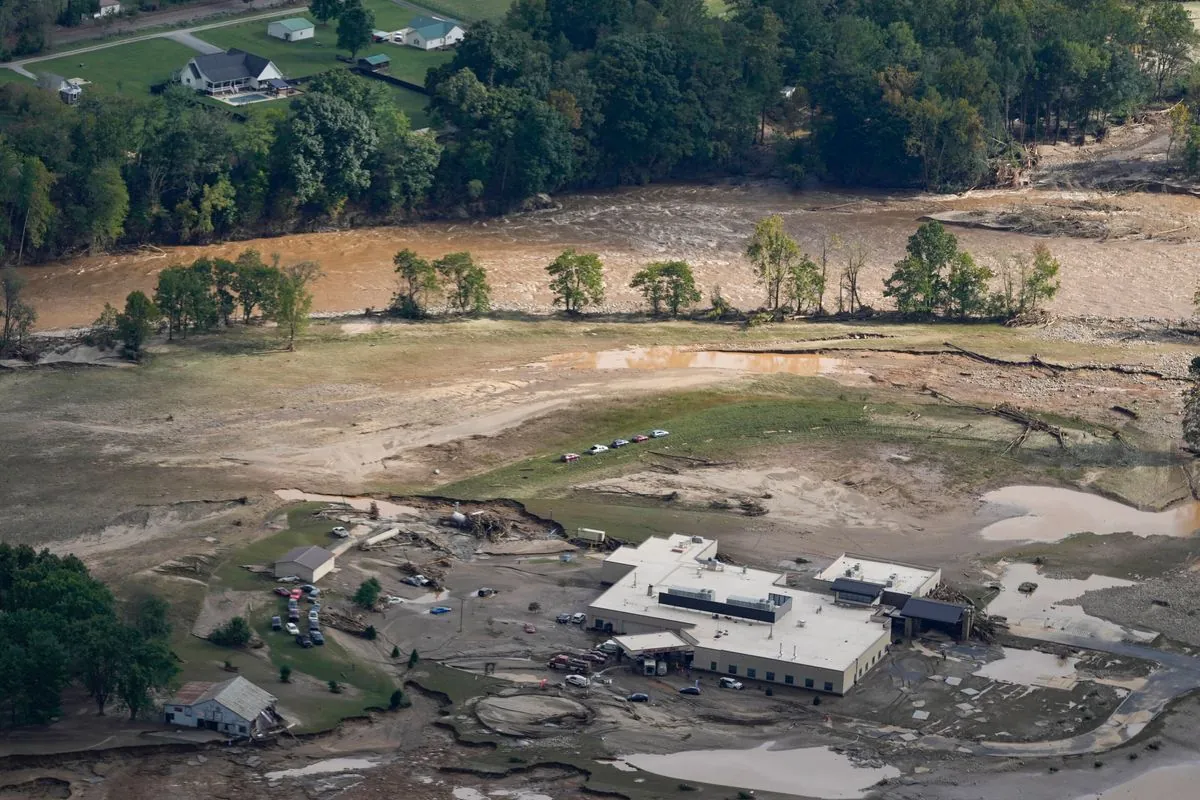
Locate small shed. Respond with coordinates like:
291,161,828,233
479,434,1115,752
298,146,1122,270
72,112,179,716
898,596,972,641
358,53,391,71
165,676,284,736
274,545,335,582
268,18,315,42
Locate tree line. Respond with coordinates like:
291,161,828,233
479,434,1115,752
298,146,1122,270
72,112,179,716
0,543,177,726
2,0,1197,265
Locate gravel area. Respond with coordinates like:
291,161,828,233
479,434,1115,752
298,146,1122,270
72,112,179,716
1080,571,1200,646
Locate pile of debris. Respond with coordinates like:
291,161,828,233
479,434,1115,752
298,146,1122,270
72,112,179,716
323,607,368,635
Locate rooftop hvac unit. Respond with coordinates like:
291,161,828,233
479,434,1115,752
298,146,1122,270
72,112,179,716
691,536,703,544
727,595,775,612
843,569,854,577
853,562,862,572
885,579,894,587
795,619,806,628
667,586,715,602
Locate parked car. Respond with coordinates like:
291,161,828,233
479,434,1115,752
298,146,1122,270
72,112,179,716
556,613,572,624
719,677,744,690
524,623,537,634
631,434,649,443
586,444,609,454
285,622,300,636
570,612,587,625
289,589,303,600
274,587,291,597
271,615,282,631
651,429,670,438
307,588,321,599
402,574,431,587
310,630,325,645
288,609,300,622
430,606,452,615
308,609,319,622
565,674,590,688
611,438,630,448
679,686,701,695
330,526,349,538
627,693,650,703
597,639,621,654
299,584,316,594
477,587,495,597
561,453,580,463
385,596,406,605
277,575,300,583
295,635,313,648
287,598,299,609
581,652,607,663
308,619,320,631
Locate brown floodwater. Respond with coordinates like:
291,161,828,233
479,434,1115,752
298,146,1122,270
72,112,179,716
19,183,1200,330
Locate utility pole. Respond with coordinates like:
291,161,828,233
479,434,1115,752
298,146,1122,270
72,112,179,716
459,596,465,633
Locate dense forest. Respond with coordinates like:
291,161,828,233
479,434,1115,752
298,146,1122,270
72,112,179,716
0,0,1197,264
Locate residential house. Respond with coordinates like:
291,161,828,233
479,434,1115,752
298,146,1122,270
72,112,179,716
401,16,465,50
274,545,335,582
165,676,284,737
36,72,82,105
179,49,285,95
94,0,120,18
268,18,315,42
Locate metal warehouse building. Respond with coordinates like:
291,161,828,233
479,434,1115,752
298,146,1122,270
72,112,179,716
587,535,899,695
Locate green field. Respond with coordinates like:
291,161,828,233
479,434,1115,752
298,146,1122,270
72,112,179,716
412,0,512,22
33,38,196,94
705,0,729,16
0,69,33,84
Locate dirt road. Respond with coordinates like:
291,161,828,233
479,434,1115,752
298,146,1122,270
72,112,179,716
19,183,1200,330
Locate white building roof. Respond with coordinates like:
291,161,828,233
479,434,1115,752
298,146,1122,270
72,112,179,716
605,534,716,568
591,544,889,672
614,631,691,654
815,554,938,595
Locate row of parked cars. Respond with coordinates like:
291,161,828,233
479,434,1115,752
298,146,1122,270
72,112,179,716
271,583,325,646
562,429,670,462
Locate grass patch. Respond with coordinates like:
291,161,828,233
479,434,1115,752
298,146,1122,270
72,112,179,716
32,38,197,94
705,0,730,16
407,0,513,22
0,69,33,84
211,503,333,590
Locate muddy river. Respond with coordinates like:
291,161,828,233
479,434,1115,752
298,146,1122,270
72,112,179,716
19,184,1200,330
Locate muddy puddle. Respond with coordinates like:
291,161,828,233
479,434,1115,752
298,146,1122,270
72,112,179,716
21,184,1200,330
978,486,1200,542
973,647,1080,688
542,346,849,376
986,562,1155,643
1075,763,1200,799
264,757,379,780
620,743,899,799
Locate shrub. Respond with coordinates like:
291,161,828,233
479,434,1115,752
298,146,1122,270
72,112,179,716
408,649,420,668
328,680,342,694
280,665,292,683
363,625,377,640
391,645,401,658
389,689,409,709
528,602,541,613
210,616,252,647
353,578,382,609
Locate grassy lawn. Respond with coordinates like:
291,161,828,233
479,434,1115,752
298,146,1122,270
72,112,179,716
32,38,196,94
0,69,33,84
413,0,512,22
211,503,333,590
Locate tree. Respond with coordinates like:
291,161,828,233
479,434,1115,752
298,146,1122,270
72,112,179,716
838,241,867,314
283,94,378,210
408,649,420,668
1143,1,1199,99
77,620,133,715
92,303,120,350
547,248,605,313
16,155,54,264
746,215,799,311
210,616,252,647
310,0,341,26
328,680,342,693
212,258,237,326
942,252,994,318
434,252,491,314
130,594,171,641
391,249,439,318
390,688,408,709
883,221,961,315
354,577,382,609
1,268,36,355
336,0,374,59
116,291,160,360
232,250,280,323
271,261,323,350
84,163,129,253
783,255,823,315
117,637,176,720
630,261,700,317
363,625,377,640
391,645,401,658
280,664,292,682
1022,244,1061,313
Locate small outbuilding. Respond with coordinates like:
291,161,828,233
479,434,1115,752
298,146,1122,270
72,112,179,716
897,596,972,641
830,577,885,607
358,53,390,71
94,0,120,18
274,544,335,582
268,18,315,42
165,676,284,737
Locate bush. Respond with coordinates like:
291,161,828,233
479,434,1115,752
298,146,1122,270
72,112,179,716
210,616,252,647
280,665,292,683
391,645,401,658
353,578,382,609
328,680,342,694
408,649,419,668
528,601,541,613
363,625,377,640
389,689,408,709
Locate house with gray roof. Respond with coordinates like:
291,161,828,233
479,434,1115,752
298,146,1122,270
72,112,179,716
401,15,465,50
179,49,285,95
165,676,284,737
274,544,336,582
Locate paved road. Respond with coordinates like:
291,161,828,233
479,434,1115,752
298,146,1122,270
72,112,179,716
3,7,300,78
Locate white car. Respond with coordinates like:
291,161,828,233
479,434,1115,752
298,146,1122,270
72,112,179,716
565,674,590,688
385,596,406,605
308,609,320,622
650,429,670,438
276,575,300,583
285,622,300,635
719,677,744,690
586,444,609,454
330,526,349,538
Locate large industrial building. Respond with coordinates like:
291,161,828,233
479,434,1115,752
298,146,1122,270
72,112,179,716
588,535,942,695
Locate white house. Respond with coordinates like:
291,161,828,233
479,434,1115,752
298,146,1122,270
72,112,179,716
165,676,284,737
402,15,465,50
179,49,285,95
274,545,335,583
94,0,120,18
268,18,315,42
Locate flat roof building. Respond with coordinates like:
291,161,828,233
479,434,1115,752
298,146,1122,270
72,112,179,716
587,536,893,695
274,545,335,583
815,553,940,607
